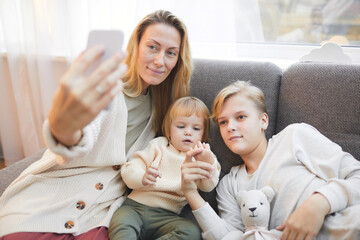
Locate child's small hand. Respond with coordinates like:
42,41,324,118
142,166,162,186
193,142,215,165
181,149,213,193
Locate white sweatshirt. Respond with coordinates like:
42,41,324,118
193,123,360,240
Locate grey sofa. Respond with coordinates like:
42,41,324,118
187,59,360,215
1,59,360,225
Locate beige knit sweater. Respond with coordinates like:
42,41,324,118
121,137,221,214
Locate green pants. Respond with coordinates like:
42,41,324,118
109,198,201,240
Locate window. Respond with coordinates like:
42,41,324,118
256,0,359,46
1,0,359,67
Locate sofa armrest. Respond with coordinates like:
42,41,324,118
0,149,45,196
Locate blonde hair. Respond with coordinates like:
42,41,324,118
123,10,193,135
212,81,267,124
162,97,210,142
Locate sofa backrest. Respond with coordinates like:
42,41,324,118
277,62,360,160
189,59,282,212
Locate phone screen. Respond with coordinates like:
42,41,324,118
86,30,125,110
86,30,124,75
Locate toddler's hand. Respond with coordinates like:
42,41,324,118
193,142,215,165
181,150,213,193
142,166,162,186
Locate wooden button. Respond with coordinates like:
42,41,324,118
112,165,121,171
95,183,104,190
64,221,74,229
76,201,85,210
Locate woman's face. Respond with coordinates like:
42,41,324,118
217,93,268,158
137,23,181,90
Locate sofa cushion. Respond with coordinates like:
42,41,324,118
277,62,360,160
189,59,282,212
191,59,282,173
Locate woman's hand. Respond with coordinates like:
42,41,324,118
48,46,127,146
142,166,162,186
277,193,330,240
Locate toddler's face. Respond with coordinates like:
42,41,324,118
169,114,204,152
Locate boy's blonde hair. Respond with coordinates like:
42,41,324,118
162,97,210,142
212,81,267,124
123,10,192,135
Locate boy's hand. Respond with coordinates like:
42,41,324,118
181,150,212,210
277,193,330,240
181,150,213,193
142,166,162,186
193,142,215,165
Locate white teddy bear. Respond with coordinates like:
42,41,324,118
222,186,282,240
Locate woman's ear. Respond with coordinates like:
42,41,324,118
261,113,269,130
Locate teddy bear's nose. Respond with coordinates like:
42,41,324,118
249,207,257,212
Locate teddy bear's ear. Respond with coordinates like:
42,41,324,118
260,186,275,202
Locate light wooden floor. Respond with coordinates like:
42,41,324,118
0,158,5,169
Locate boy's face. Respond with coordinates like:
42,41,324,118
169,114,204,152
217,93,268,158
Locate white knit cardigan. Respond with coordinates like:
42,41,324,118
0,92,155,237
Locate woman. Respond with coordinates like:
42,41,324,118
0,10,192,239
181,81,360,240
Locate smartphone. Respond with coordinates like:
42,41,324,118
86,30,125,110
86,30,125,75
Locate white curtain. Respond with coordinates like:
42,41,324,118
0,0,140,166
0,0,262,166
